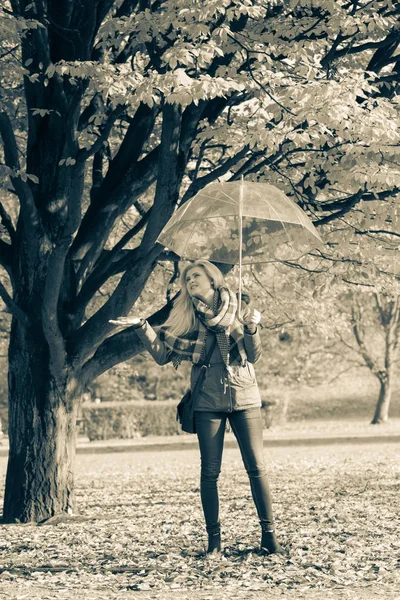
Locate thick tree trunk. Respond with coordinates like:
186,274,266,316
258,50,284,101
3,321,78,523
371,375,392,424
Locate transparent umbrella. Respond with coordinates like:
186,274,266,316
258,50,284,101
157,179,323,318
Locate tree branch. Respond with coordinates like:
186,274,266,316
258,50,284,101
96,104,159,200
73,210,152,317
366,33,400,73
292,16,326,42
0,281,29,327
138,103,183,255
375,72,400,85
312,188,400,217
334,331,361,355
341,278,374,288
0,239,13,274
322,30,400,67
326,364,365,385
351,302,380,377
70,103,159,281
69,245,161,368
77,104,126,161
0,44,19,60
372,292,386,324
355,228,400,239
180,145,250,205
0,112,39,241
0,202,16,243
228,31,295,115
281,259,327,274
114,0,140,18
320,32,351,69
41,246,69,383
314,189,365,226
70,145,159,284
79,296,174,385
78,93,104,132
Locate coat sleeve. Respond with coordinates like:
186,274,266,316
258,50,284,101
134,321,172,366
243,326,262,364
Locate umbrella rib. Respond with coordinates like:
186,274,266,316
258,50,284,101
197,191,237,204
164,215,307,225
250,186,320,235
254,194,299,251
195,191,239,215
216,189,239,204
250,188,303,223
196,194,235,220
179,218,207,259
246,186,315,244
159,191,233,232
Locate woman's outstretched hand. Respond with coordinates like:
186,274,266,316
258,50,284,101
109,317,142,327
243,308,261,326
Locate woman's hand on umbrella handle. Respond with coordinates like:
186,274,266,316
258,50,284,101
109,317,142,327
243,308,261,326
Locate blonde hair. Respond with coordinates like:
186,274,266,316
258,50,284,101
164,260,225,337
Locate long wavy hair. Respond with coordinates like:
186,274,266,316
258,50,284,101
163,260,225,337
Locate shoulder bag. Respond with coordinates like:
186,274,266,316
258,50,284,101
176,336,217,434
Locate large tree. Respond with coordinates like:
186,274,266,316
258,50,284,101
0,0,399,522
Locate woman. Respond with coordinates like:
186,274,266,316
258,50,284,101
111,260,285,555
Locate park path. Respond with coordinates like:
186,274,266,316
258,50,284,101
2,418,399,457
62,417,400,454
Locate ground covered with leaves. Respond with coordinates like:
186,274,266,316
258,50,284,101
0,442,399,600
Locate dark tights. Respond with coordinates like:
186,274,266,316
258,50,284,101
195,407,275,536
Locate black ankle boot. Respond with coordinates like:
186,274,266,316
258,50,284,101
206,524,221,554
260,527,287,555
207,532,221,554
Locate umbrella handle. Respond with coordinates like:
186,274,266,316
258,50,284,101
237,309,246,325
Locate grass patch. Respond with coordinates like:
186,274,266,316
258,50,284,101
263,374,400,423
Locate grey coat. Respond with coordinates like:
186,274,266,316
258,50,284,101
135,321,262,413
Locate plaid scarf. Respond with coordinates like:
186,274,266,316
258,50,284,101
158,287,249,369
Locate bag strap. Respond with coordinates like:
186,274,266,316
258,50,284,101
188,335,219,419
191,334,218,396
202,334,218,367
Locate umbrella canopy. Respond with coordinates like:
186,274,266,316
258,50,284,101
157,180,322,265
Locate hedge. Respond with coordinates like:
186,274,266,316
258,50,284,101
82,400,181,440
81,400,273,441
